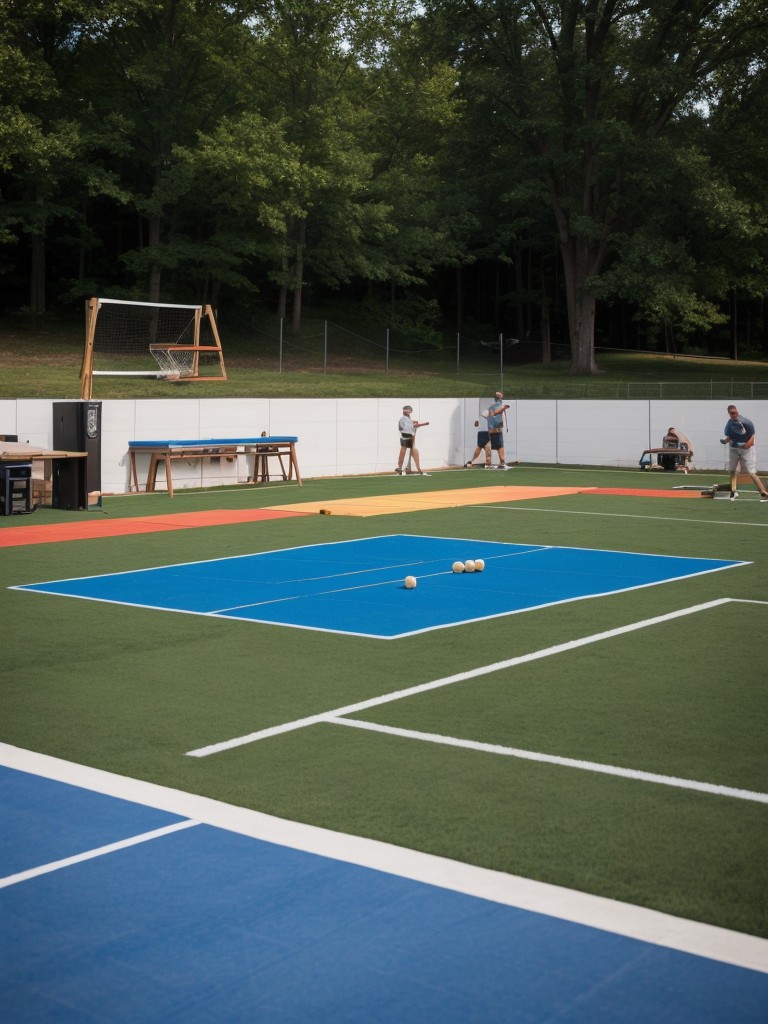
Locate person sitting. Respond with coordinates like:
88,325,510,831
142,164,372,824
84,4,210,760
658,427,693,472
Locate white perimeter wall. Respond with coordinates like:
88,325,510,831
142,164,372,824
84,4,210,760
1,396,765,494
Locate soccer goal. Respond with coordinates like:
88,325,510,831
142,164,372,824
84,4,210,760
80,298,228,399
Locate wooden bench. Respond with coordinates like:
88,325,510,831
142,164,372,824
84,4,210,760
128,437,300,497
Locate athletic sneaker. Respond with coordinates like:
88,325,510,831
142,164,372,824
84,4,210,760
498,464,508,470
465,462,473,468
730,491,739,500
420,472,430,477
484,464,491,470
761,493,768,502
395,468,405,476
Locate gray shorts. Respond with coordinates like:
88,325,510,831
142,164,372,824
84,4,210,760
729,445,757,473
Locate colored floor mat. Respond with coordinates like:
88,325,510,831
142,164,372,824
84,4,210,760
269,485,586,517
0,508,307,548
584,488,704,498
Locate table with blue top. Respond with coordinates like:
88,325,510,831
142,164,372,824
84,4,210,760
128,437,300,497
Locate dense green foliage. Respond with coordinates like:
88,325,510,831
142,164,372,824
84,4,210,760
1,1,767,371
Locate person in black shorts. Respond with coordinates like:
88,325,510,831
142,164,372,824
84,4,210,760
466,421,491,468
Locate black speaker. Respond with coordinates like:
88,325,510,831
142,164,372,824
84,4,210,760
52,401,102,509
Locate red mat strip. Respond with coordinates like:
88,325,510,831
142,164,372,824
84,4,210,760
0,508,307,548
582,488,702,498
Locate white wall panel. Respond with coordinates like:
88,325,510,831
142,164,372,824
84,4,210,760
515,401,558,464
5,396,767,495
0,400,18,436
555,401,649,466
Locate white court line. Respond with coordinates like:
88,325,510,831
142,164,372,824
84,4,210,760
474,504,768,527
2,742,766,975
186,598,732,757
329,718,768,805
0,819,199,889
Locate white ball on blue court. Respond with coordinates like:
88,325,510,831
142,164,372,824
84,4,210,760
404,575,417,589
464,559,476,572
452,561,465,573
474,558,485,572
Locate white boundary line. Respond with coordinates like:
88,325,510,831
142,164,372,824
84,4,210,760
475,504,768,527
329,718,768,804
187,599,733,756
0,820,199,889
1,742,766,975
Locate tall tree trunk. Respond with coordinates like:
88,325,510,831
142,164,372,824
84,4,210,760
291,219,306,333
30,232,46,317
147,215,162,303
540,304,551,364
30,189,46,316
559,233,599,375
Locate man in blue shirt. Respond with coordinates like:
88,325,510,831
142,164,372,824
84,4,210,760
481,391,511,470
721,404,768,501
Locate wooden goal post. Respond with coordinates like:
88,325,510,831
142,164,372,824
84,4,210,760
80,297,227,399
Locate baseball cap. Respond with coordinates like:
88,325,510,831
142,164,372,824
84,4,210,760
403,404,413,412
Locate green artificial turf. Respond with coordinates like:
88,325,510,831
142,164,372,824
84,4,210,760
2,465,767,937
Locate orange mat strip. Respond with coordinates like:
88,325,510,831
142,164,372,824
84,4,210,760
583,488,703,498
268,485,587,518
0,508,307,548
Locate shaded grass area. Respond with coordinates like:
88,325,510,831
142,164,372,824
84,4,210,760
2,315,768,398
2,467,767,938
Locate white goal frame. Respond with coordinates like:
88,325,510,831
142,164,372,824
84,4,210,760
80,297,228,399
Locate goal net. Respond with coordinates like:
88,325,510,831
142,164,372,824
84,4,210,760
80,298,227,399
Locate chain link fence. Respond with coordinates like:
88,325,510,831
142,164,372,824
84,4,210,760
225,315,768,398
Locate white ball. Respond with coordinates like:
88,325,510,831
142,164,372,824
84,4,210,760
404,575,417,589
464,560,476,572
452,561,465,573
474,558,485,572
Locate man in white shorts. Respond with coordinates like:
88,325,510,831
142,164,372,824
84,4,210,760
721,404,768,501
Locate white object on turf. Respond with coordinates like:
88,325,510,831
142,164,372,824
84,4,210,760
465,560,476,573
474,558,485,572
404,576,417,589
452,561,465,573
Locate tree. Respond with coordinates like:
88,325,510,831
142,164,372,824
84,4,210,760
424,0,768,374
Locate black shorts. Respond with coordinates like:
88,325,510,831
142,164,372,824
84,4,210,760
489,432,504,451
476,431,490,446
400,434,414,449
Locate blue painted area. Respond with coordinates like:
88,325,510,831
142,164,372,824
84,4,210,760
14,535,745,639
2,768,767,1023
0,767,186,876
128,436,297,447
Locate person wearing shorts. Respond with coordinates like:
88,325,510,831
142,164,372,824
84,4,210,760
466,421,491,468
483,391,511,469
396,404,429,476
721,404,768,501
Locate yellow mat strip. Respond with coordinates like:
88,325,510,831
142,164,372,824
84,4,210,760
267,485,586,518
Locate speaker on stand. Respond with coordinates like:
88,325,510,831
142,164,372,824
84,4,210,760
52,401,102,509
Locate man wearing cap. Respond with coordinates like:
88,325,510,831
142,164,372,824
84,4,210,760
482,391,511,469
396,404,429,476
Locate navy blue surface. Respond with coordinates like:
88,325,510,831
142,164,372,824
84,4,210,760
14,535,745,638
2,767,767,1023
128,436,297,447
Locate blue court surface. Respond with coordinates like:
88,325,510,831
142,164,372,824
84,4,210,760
14,534,746,638
3,761,767,1023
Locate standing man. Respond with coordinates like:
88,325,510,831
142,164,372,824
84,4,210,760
721,404,768,501
483,391,511,470
466,420,492,469
396,404,429,476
